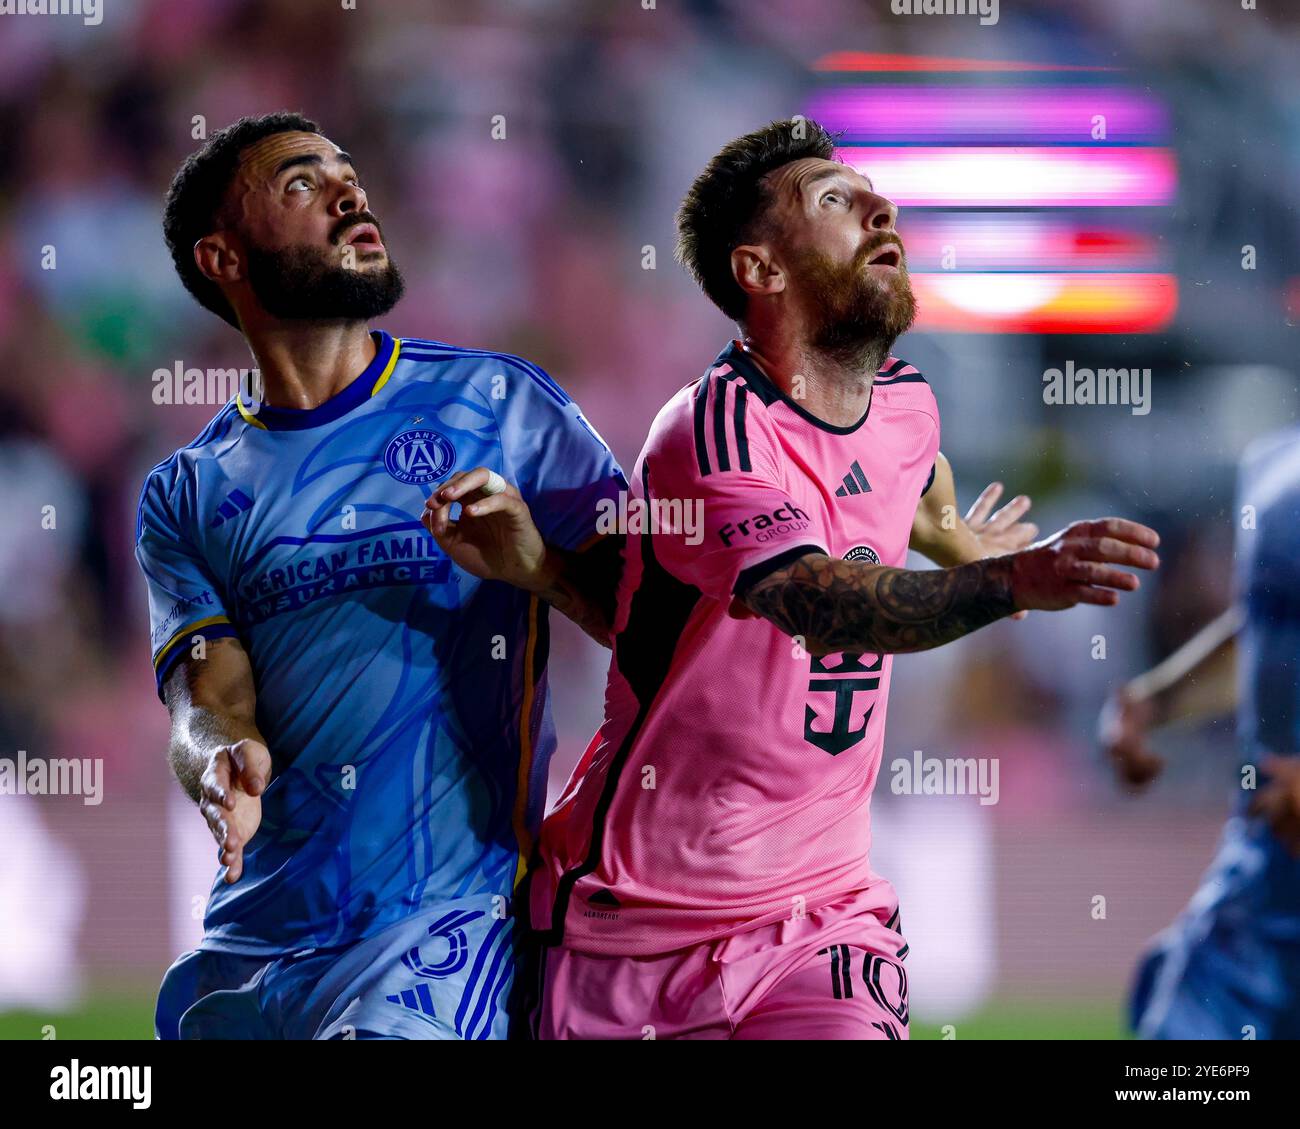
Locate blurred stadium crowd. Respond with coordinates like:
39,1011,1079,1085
1,0,1297,1028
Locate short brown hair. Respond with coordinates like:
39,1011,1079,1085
675,118,839,323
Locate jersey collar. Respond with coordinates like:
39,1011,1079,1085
236,329,401,431
719,340,872,436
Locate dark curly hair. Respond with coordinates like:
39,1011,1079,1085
162,112,322,328
675,118,840,324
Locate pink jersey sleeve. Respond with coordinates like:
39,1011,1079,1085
644,367,830,605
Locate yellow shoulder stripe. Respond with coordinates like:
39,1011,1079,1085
153,615,233,670
235,387,268,430
369,338,403,397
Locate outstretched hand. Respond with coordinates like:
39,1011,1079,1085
966,481,1039,556
1010,518,1160,612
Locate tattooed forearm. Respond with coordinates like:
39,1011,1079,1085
536,536,625,649
743,552,1017,655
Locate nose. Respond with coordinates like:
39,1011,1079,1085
330,178,367,218
864,193,897,234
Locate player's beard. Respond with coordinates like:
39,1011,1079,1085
793,241,917,372
245,241,405,321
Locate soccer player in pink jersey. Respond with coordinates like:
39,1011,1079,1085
429,119,1160,1039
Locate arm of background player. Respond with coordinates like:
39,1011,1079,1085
1098,605,1243,788
910,452,1038,567
163,635,272,883
743,518,1160,657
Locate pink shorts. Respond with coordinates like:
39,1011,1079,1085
532,887,910,1040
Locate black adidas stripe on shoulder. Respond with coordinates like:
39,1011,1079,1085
692,367,753,475
732,382,751,473
692,376,710,476
712,372,730,472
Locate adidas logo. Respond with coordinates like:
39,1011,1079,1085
834,461,872,498
582,888,621,920
386,983,438,1018
210,488,253,528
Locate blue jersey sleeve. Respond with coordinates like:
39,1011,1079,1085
490,361,627,552
135,469,239,697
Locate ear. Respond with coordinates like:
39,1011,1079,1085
193,231,243,287
730,242,785,304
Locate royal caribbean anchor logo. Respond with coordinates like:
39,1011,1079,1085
383,428,456,485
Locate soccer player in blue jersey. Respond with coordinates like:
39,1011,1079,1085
1100,425,1300,1039
139,112,625,1039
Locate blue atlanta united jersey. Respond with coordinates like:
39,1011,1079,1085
1219,424,1300,928
1130,426,1300,1039
1235,425,1300,793
136,329,625,956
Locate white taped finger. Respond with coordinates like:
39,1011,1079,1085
482,471,507,496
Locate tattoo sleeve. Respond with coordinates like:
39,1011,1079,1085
743,552,1017,655
536,535,626,649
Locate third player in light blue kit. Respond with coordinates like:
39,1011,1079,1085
1102,424,1300,1039
140,113,624,1039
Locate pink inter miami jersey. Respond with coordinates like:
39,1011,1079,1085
530,340,941,955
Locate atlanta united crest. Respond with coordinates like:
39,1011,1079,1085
383,428,456,485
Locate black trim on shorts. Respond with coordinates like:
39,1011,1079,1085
819,944,855,1000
